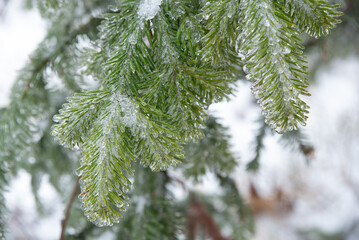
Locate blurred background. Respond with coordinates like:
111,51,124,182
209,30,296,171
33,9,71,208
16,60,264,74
0,0,358,239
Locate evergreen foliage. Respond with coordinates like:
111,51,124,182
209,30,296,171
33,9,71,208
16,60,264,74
113,164,182,240
52,0,238,226
246,118,268,171
182,116,237,181
239,0,311,133
0,0,112,235
51,0,341,226
216,175,255,239
0,0,342,236
0,158,5,240
0,108,7,239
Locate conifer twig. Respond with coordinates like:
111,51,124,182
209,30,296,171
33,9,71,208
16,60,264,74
60,176,81,240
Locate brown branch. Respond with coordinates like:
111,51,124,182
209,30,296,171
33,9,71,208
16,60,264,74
60,176,81,240
342,0,353,13
187,195,231,240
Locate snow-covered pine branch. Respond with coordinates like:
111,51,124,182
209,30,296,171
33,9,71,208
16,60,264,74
1,0,342,230
52,0,341,226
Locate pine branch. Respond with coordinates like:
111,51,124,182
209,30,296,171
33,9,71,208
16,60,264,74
201,0,242,71
239,0,311,133
0,165,6,240
22,14,102,98
182,116,237,181
0,13,103,168
247,118,268,171
76,97,137,226
0,109,7,239
53,0,236,226
216,175,255,239
280,129,315,160
48,0,341,228
0,69,49,167
113,163,183,240
0,2,110,234
279,0,342,37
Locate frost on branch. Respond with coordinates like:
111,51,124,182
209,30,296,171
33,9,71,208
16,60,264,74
238,0,310,133
48,0,342,227
234,0,341,133
138,0,162,20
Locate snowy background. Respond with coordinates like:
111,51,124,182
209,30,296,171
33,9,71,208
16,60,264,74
1,0,359,239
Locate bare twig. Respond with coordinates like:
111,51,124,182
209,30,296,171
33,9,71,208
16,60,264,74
60,176,81,240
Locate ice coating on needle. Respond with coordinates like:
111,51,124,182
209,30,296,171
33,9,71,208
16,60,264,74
138,0,162,20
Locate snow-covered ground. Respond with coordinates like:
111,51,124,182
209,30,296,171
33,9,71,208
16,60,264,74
1,0,359,239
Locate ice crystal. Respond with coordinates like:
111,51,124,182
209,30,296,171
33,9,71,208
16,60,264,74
112,93,138,129
137,0,162,20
